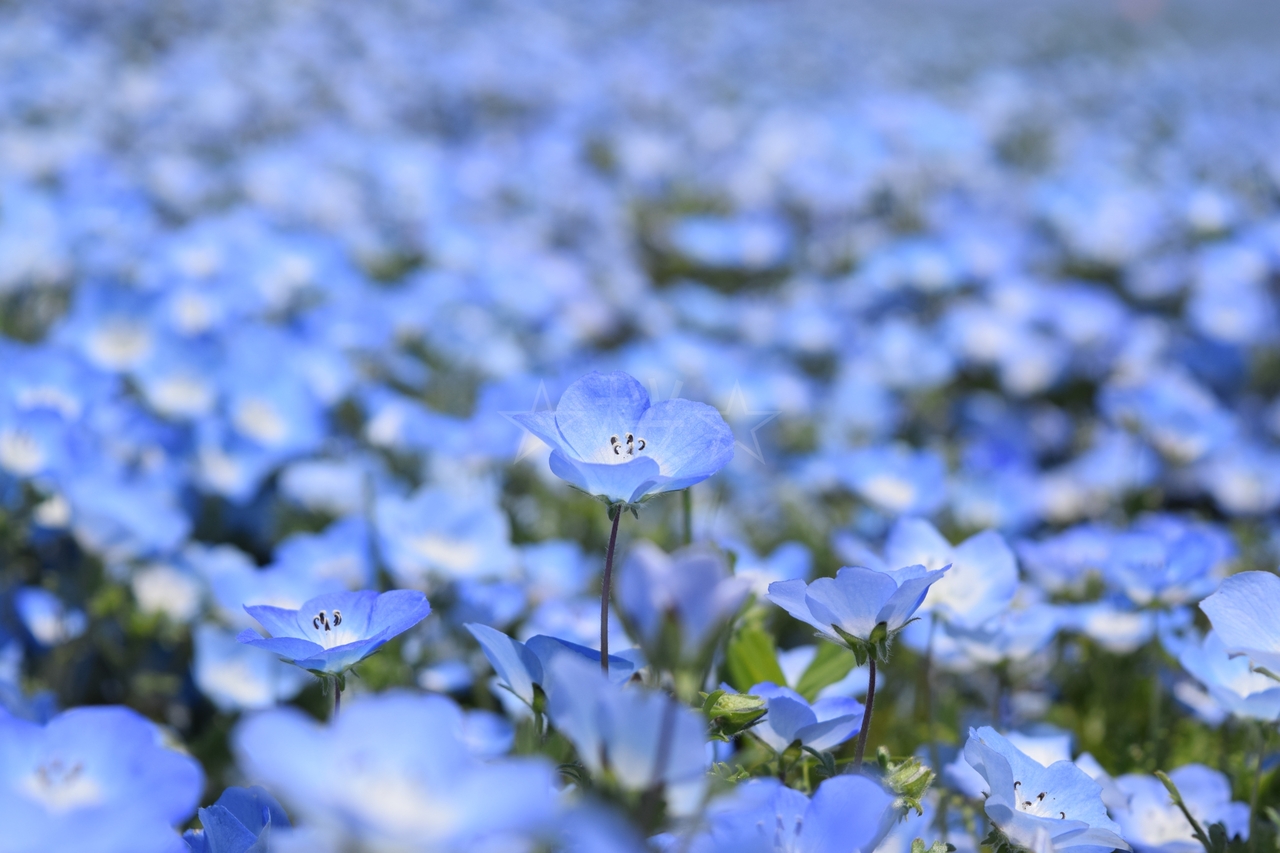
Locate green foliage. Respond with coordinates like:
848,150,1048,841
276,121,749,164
702,690,768,742
794,642,857,701
724,621,787,691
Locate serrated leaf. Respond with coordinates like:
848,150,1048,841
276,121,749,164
794,642,857,702
725,624,787,692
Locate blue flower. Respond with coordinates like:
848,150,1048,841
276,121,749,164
234,692,556,850
1112,766,1249,853
1199,571,1280,678
767,564,948,661
747,682,863,754
617,541,751,667
884,518,1018,629
511,371,734,505
541,654,708,814
963,726,1129,853
237,589,431,676
0,706,203,853
680,776,898,853
183,786,290,853
1176,629,1280,722
465,622,640,709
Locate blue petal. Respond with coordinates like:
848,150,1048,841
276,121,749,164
549,449,661,503
796,711,863,752
293,590,379,638
766,579,826,636
509,410,572,456
197,804,259,853
241,604,302,640
759,692,817,749
466,623,542,704
553,372,651,463
876,565,949,631
1200,571,1280,674
633,399,734,489
524,634,635,683
238,633,327,663
799,775,897,853
368,589,432,638
806,567,899,640
213,785,290,834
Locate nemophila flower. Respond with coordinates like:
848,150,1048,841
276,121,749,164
0,706,203,853
1199,571,1280,678
542,654,708,815
376,483,518,586
234,692,556,851
767,564,949,663
963,727,1129,853
182,786,290,853
1112,766,1249,853
831,444,947,516
237,589,430,677
617,541,751,668
465,623,639,710
511,371,734,506
1175,629,1280,722
13,587,86,647
747,682,863,753
884,518,1018,630
1102,528,1222,609
1062,601,1154,654
680,776,898,853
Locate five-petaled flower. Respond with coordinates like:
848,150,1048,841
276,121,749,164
512,371,734,506
237,590,431,677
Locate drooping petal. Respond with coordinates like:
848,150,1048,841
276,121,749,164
553,372,651,464
766,579,826,636
549,450,662,503
876,565,949,631
242,604,304,640
467,623,542,705
796,711,864,753
524,634,635,684
236,632,326,663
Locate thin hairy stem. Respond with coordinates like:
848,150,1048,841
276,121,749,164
853,658,877,769
600,508,622,672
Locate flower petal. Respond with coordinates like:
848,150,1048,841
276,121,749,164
634,399,734,488
553,371,651,463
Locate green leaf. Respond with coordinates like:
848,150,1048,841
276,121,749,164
794,643,857,702
725,624,787,692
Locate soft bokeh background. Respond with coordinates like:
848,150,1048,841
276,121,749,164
2,0,1280,820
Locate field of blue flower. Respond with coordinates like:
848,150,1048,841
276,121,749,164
3,0,1280,850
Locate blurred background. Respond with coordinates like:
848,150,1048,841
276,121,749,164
3,0,1280,802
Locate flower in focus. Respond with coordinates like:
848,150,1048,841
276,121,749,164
512,371,734,506
1199,571,1280,678
767,564,949,663
182,785,290,853
747,682,863,754
234,692,556,851
0,706,204,853
963,726,1129,853
237,589,430,677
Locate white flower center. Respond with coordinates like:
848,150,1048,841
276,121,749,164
1013,780,1067,820
306,609,360,649
21,758,103,813
604,432,647,464
0,428,45,476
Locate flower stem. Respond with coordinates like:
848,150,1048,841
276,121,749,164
600,507,622,673
853,658,877,769
682,488,693,546
1156,771,1213,853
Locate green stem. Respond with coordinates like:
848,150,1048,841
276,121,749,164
682,488,693,546
600,507,622,673
1156,770,1214,853
853,658,877,769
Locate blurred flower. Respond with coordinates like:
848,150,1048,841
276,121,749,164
1199,571,1280,677
235,693,555,851
238,589,430,677
884,518,1018,629
0,706,203,853
1112,766,1249,853
512,371,734,506
1176,630,1280,722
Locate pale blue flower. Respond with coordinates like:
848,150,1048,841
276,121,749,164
1176,629,1280,722
0,706,203,853
884,518,1018,629
963,726,1129,853
767,564,948,659
192,624,309,713
747,682,863,753
234,692,556,851
1112,766,1249,853
680,776,898,853
511,371,734,505
1199,571,1280,677
465,622,639,708
238,589,431,676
